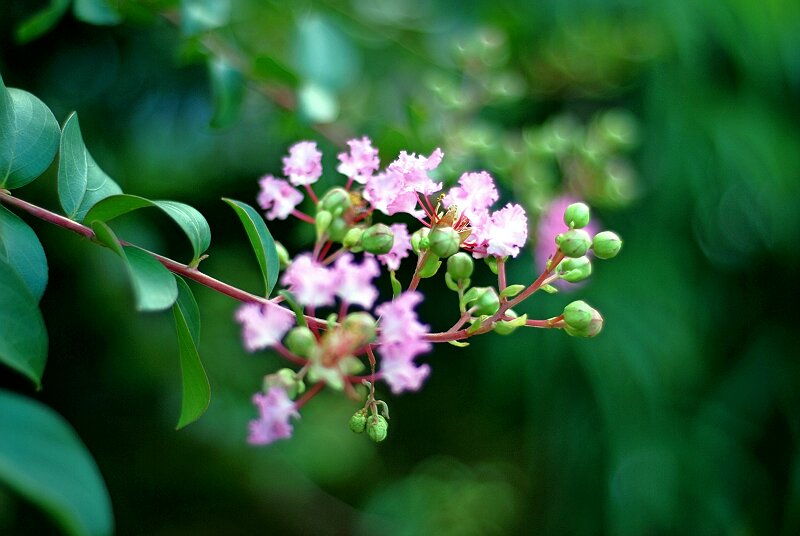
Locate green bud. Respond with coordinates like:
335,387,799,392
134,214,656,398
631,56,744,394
350,408,367,433
328,217,348,242
263,368,306,399
410,228,430,254
275,241,290,269
428,226,461,258
559,256,592,283
367,415,389,442
556,229,592,258
285,326,317,358
592,231,622,260
343,227,364,251
447,252,474,280
315,210,332,238
563,202,591,229
342,312,377,346
362,223,394,255
319,187,352,217
563,301,603,338
467,287,500,316
418,253,442,278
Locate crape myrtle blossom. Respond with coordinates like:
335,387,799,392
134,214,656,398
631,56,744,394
376,223,412,271
235,302,295,352
442,171,498,221
333,253,380,309
281,253,338,307
248,387,299,445
256,175,303,220
364,148,444,216
375,292,432,394
337,136,380,185
282,141,323,186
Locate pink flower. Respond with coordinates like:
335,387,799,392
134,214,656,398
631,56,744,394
442,171,498,220
535,196,600,286
282,141,322,186
235,302,295,352
332,253,380,309
486,203,528,257
248,387,299,445
337,136,380,185
364,148,444,216
256,175,304,220
281,253,337,307
376,223,411,271
375,292,432,394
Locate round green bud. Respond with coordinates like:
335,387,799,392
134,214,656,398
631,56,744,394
264,368,306,399
418,254,442,278
469,287,500,316
315,210,332,237
275,241,290,269
592,231,622,260
563,202,591,229
410,228,430,255
319,187,352,217
367,415,389,442
284,326,317,358
362,223,394,255
447,252,474,280
342,312,377,345
350,408,368,433
343,227,364,251
563,303,603,338
560,256,592,283
328,217,349,242
428,226,461,258
556,229,592,258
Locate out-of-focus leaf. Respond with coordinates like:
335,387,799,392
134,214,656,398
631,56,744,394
0,257,47,388
0,389,113,536
180,0,230,36
222,198,279,297
58,113,122,222
293,14,359,92
252,56,300,88
298,83,339,124
208,57,244,129
173,276,210,429
73,0,122,25
13,0,70,44
84,194,211,264
91,221,178,311
0,75,60,190
0,205,48,301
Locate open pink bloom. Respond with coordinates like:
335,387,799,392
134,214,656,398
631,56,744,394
486,203,528,257
256,175,303,220
377,223,411,272
248,387,299,445
375,292,432,394
235,302,295,352
337,136,380,185
333,253,380,309
364,148,443,216
442,171,498,220
281,253,337,307
535,195,599,287
282,141,322,186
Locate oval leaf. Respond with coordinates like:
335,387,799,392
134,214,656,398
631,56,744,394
84,194,211,264
222,198,279,297
0,75,60,189
0,204,48,301
173,276,210,429
13,0,70,43
0,257,47,387
0,389,113,536
58,112,122,222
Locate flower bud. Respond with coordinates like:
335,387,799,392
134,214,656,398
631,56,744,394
319,187,351,217
342,311,377,346
559,256,592,283
362,223,394,255
284,326,317,358
428,226,461,258
410,227,430,254
315,210,332,238
447,252,474,280
350,408,367,433
367,415,389,442
467,286,500,316
418,254,442,278
556,229,592,258
328,217,348,242
275,241,290,269
343,227,364,252
563,202,591,229
263,368,306,398
592,231,622,260
563,301,603,338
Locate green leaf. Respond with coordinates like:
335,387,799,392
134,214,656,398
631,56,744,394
540,284,558,294
278,290,306,328
173,276,210,429
448,340,470,348
499,284,526,299
84,194,211,264
0,257,47,387
91,221,178,311
0,205,48,301
389,270,402,298
208,57,244,129
58,112,122,222
180,0,230,36
73,0,122,25
0,75,60,189
13,0,70,43
223,198,280,297
0,389,113,536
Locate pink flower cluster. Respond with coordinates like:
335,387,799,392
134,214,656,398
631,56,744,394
375,292,432,394
280,252,381,310
248,387,299,445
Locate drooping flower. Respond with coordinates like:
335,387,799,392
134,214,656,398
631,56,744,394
332,253,380,309
281,253,338,307
376,223,412,271
235,302,295,352
375,292,432,394
337,136,380,185
256,175,304,220
442,171,498,221
282,141,322,186
248,387,299,445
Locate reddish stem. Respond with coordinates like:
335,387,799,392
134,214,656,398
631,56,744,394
407,250,430,292
294,381,324,409
291,209,315,224
272,343,308,365
304,184,319,204
497,257,507,293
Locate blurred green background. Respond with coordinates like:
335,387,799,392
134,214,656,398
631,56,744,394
2,0,800,534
